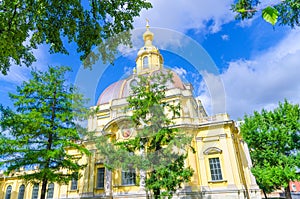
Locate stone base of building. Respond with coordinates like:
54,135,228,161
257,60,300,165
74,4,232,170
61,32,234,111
59,188,261,199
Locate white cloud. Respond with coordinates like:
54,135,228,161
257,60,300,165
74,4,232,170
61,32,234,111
0,44,50,109
221,34,229,41
0,65,30,85
257,0,283,10
202,28,300,119
0,45,49,85
134,0,235,33
124,65,134,76
173,67,187,78
197,70,226,116
0,31,50,85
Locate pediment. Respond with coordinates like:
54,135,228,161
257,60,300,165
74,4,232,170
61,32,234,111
203,147,222,155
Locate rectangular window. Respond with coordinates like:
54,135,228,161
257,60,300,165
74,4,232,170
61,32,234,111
71,173,78,190
97,168,105,188
209,157,223,181
122,170,136,185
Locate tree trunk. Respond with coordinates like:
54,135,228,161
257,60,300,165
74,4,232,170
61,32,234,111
285,184,292,199
40,178,48,199
153,188,160,199
40,83,56,199
262,189,268,199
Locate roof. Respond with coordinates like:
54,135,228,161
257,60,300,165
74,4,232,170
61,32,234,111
96,69,186,105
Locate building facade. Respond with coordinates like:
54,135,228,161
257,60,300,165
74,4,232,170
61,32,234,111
0,25,261,199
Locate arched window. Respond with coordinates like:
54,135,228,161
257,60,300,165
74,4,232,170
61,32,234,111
5,185,12,199
46,183,54,199
143,56,149,68
18,185,25,199
31,184,39,199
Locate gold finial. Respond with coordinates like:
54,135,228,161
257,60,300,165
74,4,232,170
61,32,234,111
146,18,150,30
145,80,150,92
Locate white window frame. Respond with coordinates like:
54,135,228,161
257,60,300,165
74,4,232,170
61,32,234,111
18,184,25,199
209,157,223,181
5,185,12,199
31,184,39,199
46,183,54,199
121,170,136,186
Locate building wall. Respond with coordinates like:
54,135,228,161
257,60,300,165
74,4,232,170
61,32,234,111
0,87,261,199
0,109,261,199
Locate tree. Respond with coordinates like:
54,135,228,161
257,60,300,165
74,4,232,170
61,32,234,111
0,66,90,199
232,0,300,27
240,100,300,199
0,0,152,75
96,71,194,199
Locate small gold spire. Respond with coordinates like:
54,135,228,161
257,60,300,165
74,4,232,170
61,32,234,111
143,18,153,44
146,18,150,30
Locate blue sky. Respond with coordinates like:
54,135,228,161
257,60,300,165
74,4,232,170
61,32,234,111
0,0,299,119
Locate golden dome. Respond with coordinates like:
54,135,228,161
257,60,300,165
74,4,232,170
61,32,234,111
143,20,154,43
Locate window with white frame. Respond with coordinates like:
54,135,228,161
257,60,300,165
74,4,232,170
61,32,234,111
209,157,223,181
46,183,54,199
18,185,25,199
31,184,39,199
122,170,136,185
203,147,224,182
5,185,12,199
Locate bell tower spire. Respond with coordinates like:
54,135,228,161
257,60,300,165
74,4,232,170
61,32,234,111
135,20,164,74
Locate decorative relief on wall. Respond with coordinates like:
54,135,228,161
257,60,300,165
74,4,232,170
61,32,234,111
203,147,222,155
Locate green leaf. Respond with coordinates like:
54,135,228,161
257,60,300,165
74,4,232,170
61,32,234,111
237,8,246,13
262,6,279,25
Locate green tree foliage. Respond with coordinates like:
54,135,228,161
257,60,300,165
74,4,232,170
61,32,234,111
0,66,90,199
240,100,300,199
97,72,194,199
0,0,152,75
232,0,300,27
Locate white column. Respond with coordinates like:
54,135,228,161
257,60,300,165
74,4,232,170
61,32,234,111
105,169,112,196
140,170,146,189
139,144,146,191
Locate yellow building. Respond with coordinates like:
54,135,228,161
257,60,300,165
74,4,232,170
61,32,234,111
0,25,261,199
